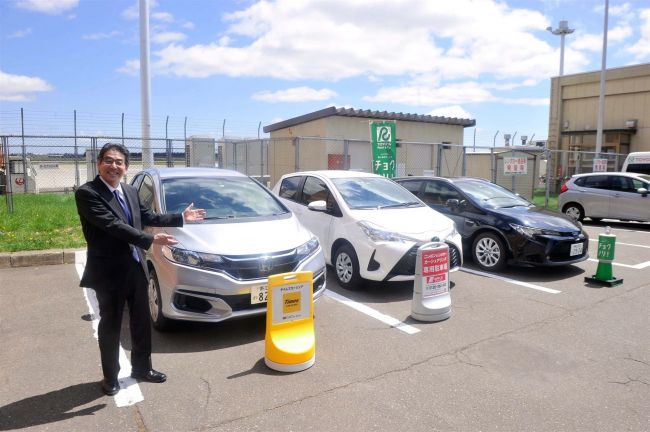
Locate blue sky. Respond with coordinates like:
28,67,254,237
1,0,649,145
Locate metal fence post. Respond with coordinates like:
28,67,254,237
511,148,515,193
344,139,350,170
491,148,496,183
461,146,467,176
2,136,13,213
545,148,552,208
74,110,80,188
20,108,27,193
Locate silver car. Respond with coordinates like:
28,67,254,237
558,172,650,222
130,168,326,330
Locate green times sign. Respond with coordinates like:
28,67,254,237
370,121,396,178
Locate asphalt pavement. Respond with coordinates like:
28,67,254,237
1,221,649,431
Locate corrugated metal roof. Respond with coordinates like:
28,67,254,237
263,106,476,133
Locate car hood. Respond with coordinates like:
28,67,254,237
492,205,581,231
165,215,314,255
350,206,454,236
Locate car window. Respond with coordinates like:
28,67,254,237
332,176,423,209
138,175,156,212
162,176,288,219
632,178,648,190
279,176,302,201
454,179,531,208
397,180,422,196
582,175,610,190
422,181,461,205
300,176,329,204
610,176,636,192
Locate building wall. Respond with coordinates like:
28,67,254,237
548,63,650,153
268,115,467,184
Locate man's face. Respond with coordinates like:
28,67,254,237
97,149,128,188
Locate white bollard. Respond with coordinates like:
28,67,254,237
411,242,452,322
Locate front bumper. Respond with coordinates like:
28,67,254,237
508,232,589,267
153,247,326,323
357,232,463,282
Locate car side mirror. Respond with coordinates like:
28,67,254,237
446,198,460,208
307,200,328,212
637,187,648,197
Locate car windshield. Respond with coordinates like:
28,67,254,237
162,176,288,219
455,180,532,208
331,176,423,209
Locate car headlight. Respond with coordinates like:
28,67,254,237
509,223,561,238
162,246,224,268
296,236,320,260
357,220,418,243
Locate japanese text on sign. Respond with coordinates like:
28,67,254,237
504,157,528,175
421,248,449,298
592,158,608,172
370,121,396,178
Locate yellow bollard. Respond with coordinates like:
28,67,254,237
264,271,315,372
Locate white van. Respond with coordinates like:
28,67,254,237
622,152,650,175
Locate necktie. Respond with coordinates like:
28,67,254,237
113,190,140,262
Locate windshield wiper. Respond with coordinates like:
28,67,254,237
377,202,419,209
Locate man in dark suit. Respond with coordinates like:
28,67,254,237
75,143,205,396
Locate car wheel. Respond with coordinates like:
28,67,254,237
148,267,171,331
562,203,584,222
334,244,363,290
472,232,507,271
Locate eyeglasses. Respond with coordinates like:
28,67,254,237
101,157,125,167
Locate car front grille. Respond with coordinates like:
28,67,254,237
387,242,461,278
174,269,326,312
200,249,300,280
549,239,588,262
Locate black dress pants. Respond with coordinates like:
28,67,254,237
95,258,151,381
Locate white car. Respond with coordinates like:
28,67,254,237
272,170,462,290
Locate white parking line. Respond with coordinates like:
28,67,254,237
586,258,650,269
75,251,144,407
460,267,562,294
324,290,420,334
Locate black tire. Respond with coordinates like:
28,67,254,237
562,203,584,222
472,232,507,271
333,244,363,290
148,267,172,331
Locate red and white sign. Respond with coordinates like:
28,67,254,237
14,177,25,186
504,157,528,175
592,158,608,172
421,248,449,298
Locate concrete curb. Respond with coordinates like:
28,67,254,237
0,248,84,269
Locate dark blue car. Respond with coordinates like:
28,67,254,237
394,177,589,271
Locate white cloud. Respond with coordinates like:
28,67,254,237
152,11,174,22
0,70,53,101
14,0,78,14
7,28,32,39
628,9,650,61
428,105,474,119
151,31,187,44
147,0,567,82
82,31,121,41
117,60,140,76
252,87,337,102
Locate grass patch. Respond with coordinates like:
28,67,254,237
0,193,86,252
532,188,559,210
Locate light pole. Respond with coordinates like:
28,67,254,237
547,20,574,76
546,20,574,208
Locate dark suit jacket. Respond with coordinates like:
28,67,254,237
75,175,183,291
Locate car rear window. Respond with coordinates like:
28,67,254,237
580,175,610,189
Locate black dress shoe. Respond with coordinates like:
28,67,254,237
131,369,167,383
101,379,120,396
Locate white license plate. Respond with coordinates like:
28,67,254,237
570,242,583,256
250,284,268,305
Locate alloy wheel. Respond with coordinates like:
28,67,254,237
475,237,501,267
336,253,353,283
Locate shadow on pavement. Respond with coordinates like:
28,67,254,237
0,382,105,431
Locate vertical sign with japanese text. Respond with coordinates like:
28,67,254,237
370,121,396,178
421,248,449,298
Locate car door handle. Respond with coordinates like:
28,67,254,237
465,220,475,226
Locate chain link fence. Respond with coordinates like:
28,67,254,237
1,134,627,212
